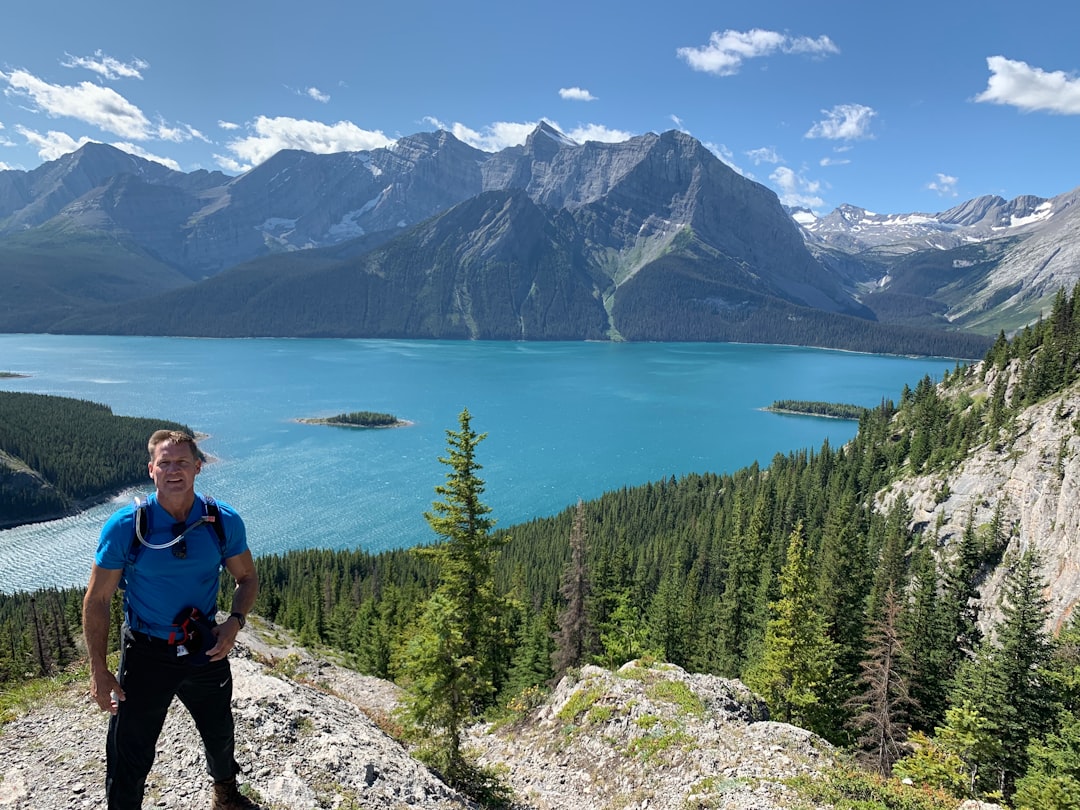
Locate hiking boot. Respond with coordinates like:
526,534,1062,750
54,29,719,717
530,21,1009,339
211,778,259,809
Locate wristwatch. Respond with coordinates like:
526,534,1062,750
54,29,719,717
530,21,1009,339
230,612,247,629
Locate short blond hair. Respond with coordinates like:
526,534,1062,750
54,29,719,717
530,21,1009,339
147,429,205,462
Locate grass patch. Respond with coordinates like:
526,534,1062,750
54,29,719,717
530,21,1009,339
646,679,706,718
556,682,605,723
787,765,957,810
0,665,88,724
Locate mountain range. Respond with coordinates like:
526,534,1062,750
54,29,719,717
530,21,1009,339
2,124,1078,356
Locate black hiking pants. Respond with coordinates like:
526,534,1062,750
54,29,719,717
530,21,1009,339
105,629,239,809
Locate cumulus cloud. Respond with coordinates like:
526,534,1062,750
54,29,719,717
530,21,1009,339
805,103,876,140
223,115,394,169
677,28,838,76
746,146,782,165
306,87,330,103
2,69,153,140
927,172,959,197
975,56,1080,114
422,117,536,151
559,87,596,101
15,125,93,161
770,165,825,210
61,51,148,81
424,116,632,151
564,123,633,144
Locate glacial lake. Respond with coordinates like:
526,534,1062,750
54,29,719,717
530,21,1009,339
0,335,960,593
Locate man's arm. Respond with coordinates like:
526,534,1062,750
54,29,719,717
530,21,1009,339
208,549,258,660
82,564,123,713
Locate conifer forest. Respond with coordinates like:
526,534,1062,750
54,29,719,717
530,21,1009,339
5,285,1080,806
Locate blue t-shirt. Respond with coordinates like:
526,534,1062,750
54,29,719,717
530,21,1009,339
95,493,248,639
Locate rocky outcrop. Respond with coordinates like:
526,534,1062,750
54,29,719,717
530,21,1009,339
877,368,1080,633
0,622,842,810
469,661,835,810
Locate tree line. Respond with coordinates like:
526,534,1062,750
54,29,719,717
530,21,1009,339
4,283,1080,805
0,391,192,526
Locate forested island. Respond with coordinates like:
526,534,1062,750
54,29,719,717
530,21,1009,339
298,410,407,428
765,399,868,419
0,372,28,378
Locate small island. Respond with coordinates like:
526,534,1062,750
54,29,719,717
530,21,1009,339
1,372,29,379
764,400,867,420
298,410,410,429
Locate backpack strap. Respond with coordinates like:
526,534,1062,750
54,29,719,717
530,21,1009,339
128,494,228,565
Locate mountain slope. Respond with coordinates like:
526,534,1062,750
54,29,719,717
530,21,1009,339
799,186,1080,336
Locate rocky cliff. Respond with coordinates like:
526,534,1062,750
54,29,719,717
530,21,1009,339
877,360,1080,633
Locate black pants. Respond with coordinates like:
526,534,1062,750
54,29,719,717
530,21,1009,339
105,631,239,809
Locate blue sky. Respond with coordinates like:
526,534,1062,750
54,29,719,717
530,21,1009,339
1,0,1078,215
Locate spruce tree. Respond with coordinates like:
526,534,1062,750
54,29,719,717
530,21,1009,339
744,520,837,737
950,549,1055,798
1013,614,1080,809
398,408,506,783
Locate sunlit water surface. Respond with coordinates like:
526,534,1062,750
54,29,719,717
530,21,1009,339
0,335,958,592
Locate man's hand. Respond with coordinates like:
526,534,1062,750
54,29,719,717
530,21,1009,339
90,668,124,714
207,616,242,662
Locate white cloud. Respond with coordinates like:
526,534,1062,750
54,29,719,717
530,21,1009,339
670,114,685,131
927,172,959,197
0,161,13,170
213,153,249,174
559,87,596,101
677,28,838,76
2,69,153,140
306,87,330,103
224,115,394,166
61,51,148,81
15,125,93,161
218,120,241,131
424,116,633,151
110,142,181,171
805,104,876,140
819,156,851,167
450,120,536,151
746,146,782,165
564,123,633,144
769,165,825,210
975,56,1080,114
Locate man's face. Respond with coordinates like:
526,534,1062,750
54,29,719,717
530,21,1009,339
148,440,201,497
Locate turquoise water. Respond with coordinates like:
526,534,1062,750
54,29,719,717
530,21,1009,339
0,335,958,593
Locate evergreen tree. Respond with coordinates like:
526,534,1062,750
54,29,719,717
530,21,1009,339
398,408,506,783
950,550,1055,798
1013,614,1080,809
551,500,591,680
901,547,953,731
744,521,837,737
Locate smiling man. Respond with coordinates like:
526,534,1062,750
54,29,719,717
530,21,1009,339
82,430,259,810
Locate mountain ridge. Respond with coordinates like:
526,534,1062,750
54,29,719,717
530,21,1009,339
2,127,1076,352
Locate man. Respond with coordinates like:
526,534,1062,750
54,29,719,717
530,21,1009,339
83,430,260,810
